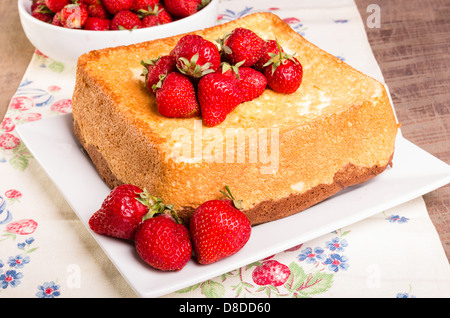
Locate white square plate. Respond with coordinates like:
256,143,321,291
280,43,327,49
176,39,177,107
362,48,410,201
17,114,450,297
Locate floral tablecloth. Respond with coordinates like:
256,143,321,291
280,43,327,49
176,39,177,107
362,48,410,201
1,0,450,298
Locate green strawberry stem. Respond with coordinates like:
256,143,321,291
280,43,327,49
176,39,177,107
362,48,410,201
220,185,243,210
137,189,182,224
263,39,297,75
177,53,215,78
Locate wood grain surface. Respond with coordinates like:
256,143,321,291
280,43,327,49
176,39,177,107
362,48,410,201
1,0,449,262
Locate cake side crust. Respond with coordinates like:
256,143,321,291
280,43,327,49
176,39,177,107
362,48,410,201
74,119,392,226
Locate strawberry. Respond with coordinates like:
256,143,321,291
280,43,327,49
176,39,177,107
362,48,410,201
102,0,133,15
141,55,177,93
140,14,158,28
252,260,291,287
189,186,251,265
110,10,142,30
139,4,173,27
221,28,266,67
253,39,284,71
264,48,303,94
237,67,267,102
44,0,70,13
171,34,221,78
60,4,88,29
164,0,199,18
131,0,159,12
153,5,173,24
154,72,200,118
88,184,151,240
84,17,111,30
80,0,99,5
86,2,110,19
197,64,243,127
31,0,46,12
31,4,54,23
135,212,192,271
51,11,63,26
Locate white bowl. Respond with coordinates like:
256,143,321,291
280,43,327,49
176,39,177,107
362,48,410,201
18,0,219,65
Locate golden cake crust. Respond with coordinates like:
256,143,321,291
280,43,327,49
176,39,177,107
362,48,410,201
72,12,399,225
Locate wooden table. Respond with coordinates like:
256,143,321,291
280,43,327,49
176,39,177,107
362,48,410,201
1,0,449,262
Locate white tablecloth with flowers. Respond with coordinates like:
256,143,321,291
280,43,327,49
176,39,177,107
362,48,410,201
1,0,450,298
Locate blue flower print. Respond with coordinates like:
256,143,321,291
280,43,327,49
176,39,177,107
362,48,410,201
297,247,327,264
36,281,61,298
17,237,35,250
8,254,30,269
323,254,349,272
0,270,23,289
325,237,348,252
396,292,416,298
386,215,409,223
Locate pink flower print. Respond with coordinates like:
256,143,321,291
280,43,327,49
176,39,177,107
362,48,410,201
5,189,22,204
283,17,301,24
48,85,61,92
15,113,42,123
50,99,72,113
252,260,291,287
35,49,49,58
0,118,15,132
0,133,20,150
9,96,34,111
284,243,303,252
6,219,38,235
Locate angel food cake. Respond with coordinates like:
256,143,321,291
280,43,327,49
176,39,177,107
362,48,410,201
72,12,399,225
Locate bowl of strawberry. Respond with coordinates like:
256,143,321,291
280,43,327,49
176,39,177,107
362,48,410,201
18,0,219,65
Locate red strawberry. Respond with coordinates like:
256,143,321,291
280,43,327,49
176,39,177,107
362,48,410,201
197,65,243,127
60,4,88,29
153,5,173,24
110,10,142,30
141,55,177,93
31,0,46,12
171,34,221,78
139,4,173,27
170,34,202,59
84,17,111,30
253,39,284,71
31,4,54,23
131,0,159,11
164,0,199,18
44,0,70,13
88,184,151,240
135,213,192,271
264,50,303,94
80,0,98,4
154,72,200,118
51,11,63,26
221,28,266,67
237,67,267,102
189,186,251,265
252,260,291,287
102,0,133,15
86,2,110,19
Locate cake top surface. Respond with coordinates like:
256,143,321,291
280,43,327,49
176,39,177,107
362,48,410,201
77,12,385,146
